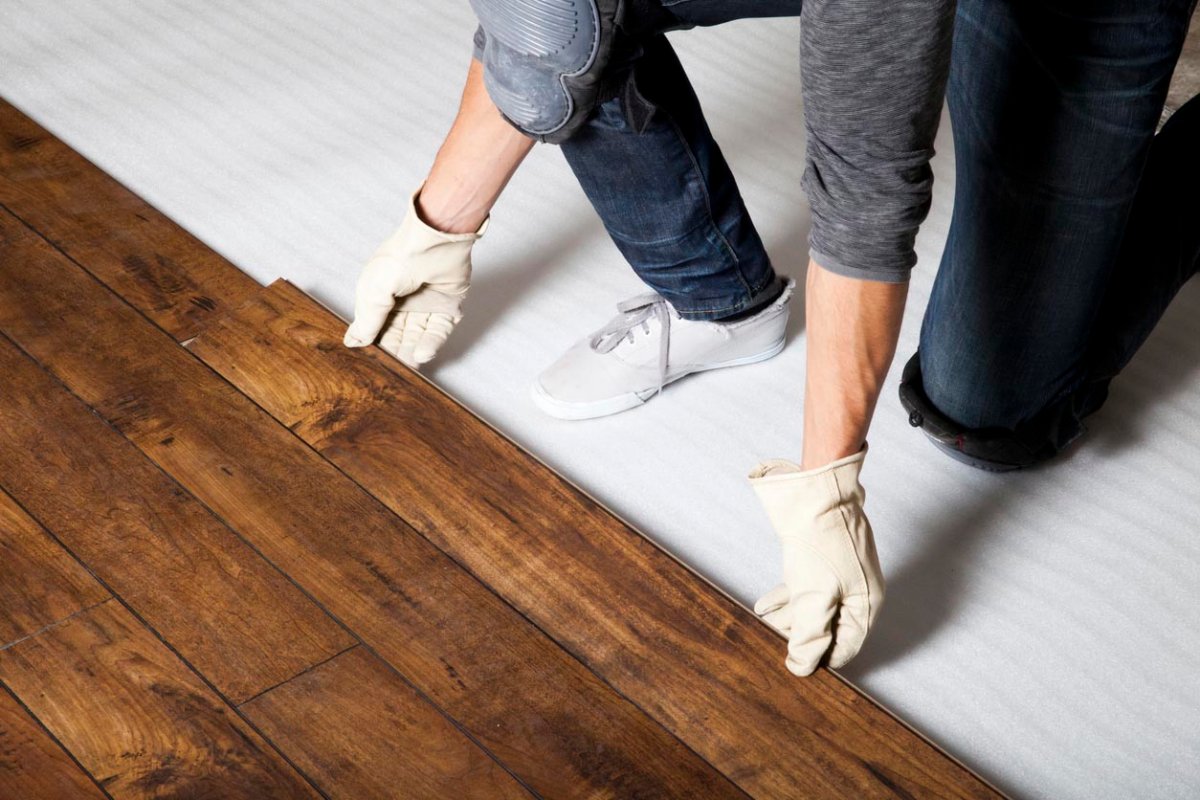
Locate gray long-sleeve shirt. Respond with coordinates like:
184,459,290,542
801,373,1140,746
472,0,955,283
798,0,954,282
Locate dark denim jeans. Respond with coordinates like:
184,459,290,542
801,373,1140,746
900,0,1200,468
559,1,801,320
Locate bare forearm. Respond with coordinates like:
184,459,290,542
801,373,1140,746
417,59,535,234
801,260,907,469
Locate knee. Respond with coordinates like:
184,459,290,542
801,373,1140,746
915,336,1024,432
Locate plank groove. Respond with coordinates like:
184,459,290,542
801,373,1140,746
0,687,108,800
0,99,259,340
0,489,109,648
0,601,319,799
242,647,532,799
188,279,1002,799
0,206,747,798
0,324,354,704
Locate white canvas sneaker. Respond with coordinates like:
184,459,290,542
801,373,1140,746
532,278,796,420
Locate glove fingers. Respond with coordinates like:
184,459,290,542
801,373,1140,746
379,312,425,366
344,295,395,348
783,584,840,677
380,312,458,368
344,265,422,347
410,313,457,364
827,593,872,669
761,604,793,636
754,582,791,616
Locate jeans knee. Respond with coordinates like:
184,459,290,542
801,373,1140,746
916,339,1013,431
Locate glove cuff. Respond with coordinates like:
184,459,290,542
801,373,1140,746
403,184,490,245
747,442,868,483
368,186,488,281
747,444,868,529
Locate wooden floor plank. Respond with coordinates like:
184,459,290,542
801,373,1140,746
0,489,108,648
242,647,532,799
189,279,1002,799
0,327,354,704
0,207,747,797
0,601,319,799
0,99,259,340
0,688,108,800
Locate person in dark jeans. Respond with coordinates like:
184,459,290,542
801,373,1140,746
346,0,1197,675
899,0,1200,470
347,0,952,677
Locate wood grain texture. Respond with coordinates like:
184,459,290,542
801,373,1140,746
0,99,259,340
243,646,532,800
0,489,108,647
0,322,353,703
0,208,746,798
0,688,107,800
0,600,319,799
190,279,1003,800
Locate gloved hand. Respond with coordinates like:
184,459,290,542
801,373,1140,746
343,187,488,367
748,444,884,676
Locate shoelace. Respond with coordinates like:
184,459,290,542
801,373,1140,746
589,292,674,397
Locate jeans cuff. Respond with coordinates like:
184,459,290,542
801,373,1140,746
670,273,784,321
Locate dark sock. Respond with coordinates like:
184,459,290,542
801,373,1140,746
715,276,785,322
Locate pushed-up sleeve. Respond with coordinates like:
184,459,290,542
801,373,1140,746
800,0,955,282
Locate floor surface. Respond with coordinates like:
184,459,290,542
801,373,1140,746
2,3,1197,797
0,111,996,797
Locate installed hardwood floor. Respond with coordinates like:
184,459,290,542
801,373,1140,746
0,489,109,648
243,647,533,799
0,330,354,704
0,208,746,798
0,686,108,800
0,601,321,799
0,100,1003,798
0,99,258,341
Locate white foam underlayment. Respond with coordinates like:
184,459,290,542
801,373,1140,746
4,2,1199,797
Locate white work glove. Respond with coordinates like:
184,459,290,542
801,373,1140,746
344,187,488,367
748,444,884,676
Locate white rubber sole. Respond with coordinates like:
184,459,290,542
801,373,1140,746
530,337,787,421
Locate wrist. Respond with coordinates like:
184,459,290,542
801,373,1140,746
414,185,489,235
800,436,867,471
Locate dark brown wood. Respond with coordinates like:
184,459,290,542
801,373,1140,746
189,279,1003,800
0,489,108,647
0,208,747,798
243,647,532,799
0,600,319,799
0,329,353,704
0,99,260,341
0,688,107,800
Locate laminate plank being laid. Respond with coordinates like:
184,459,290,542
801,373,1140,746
190,279,1004,800
0,601,319,799
0,207,746,797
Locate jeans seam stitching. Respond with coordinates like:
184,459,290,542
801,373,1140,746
662,113,755,298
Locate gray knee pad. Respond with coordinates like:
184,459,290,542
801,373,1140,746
470,0,625,144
